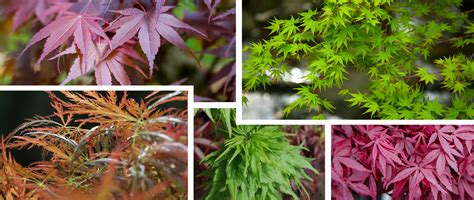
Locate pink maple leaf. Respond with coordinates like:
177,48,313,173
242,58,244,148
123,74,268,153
5,0,61,31
106,3,206,76
56,42,145,85
20,11,110,71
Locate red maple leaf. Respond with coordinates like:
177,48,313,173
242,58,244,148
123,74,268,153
390,161,448,199
332,168,375,200
5,0,60,31
56,42,145,85
458,154,474,200
360,127,405,180
452,126,474,154
422,143,462,177
106,3,206,75
332,139,371,173
428,126,467,168
20,11,110,71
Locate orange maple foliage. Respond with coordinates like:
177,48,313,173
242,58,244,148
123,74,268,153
0,91,188,199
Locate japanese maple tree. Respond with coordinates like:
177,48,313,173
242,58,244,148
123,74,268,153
194,109,323,200
243,0,473,119
1,0,236,101
0,91,188,199
11,0,204,85
332,125,474,200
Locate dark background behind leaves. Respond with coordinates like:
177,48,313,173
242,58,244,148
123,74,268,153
0,91,187,166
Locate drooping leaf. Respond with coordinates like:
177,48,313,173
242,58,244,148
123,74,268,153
107,5,206,75
60,42,144,85
20,12,110,71
6,0,51,31
337,157,371,172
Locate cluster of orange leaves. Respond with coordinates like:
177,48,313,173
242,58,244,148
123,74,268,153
0,91,188,199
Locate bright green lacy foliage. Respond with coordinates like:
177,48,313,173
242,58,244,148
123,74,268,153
243,0,474,119
202,126,316,200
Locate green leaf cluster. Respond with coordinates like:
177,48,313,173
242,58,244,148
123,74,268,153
243,0,473,119
201,108,236,137
200,110,317,200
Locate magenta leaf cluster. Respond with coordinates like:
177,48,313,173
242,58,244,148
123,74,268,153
332,125,474,200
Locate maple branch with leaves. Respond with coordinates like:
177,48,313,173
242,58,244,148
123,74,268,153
1,0,236,101
0,90,188,199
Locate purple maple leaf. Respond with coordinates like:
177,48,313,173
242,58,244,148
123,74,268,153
20,12,110,71
106,3,206,76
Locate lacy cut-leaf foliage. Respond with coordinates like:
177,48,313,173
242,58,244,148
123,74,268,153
332,125,474,200
0,91,188,199
194,118,325,200
196,109,318,200
243,0,473,119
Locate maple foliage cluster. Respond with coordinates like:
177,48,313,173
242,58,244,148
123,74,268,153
243,0,473,119
332,125,474,200
283,125,325,200
1,0,236,101
0,91,188,199
194,109,324,200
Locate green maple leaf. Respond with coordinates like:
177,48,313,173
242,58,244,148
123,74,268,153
300,9,318,20
416,67,437,85
266,18,283,35
446,97,466,118
453,82,466,94
282,17,300,37
347,92,366,107
362,101,379,117
424,99,445,117
418,109,435,119
376,51,391,63
400,109,416,119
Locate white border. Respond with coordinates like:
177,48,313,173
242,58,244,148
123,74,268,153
325,124,332,200
235,0,243,124
2,0,473,199
187,87,195,200
237,120,474,125
194,102,236,108
0,85,192,91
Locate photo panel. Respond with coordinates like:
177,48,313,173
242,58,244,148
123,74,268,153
331,124,474,200
0,87,191,199
0,0,236,102
194,108,325,199
2,0,474,199
240,0,473,120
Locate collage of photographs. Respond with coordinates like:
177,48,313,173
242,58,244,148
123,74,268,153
0,0,472,200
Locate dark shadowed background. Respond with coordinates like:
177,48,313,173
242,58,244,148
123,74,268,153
0,91,188,166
